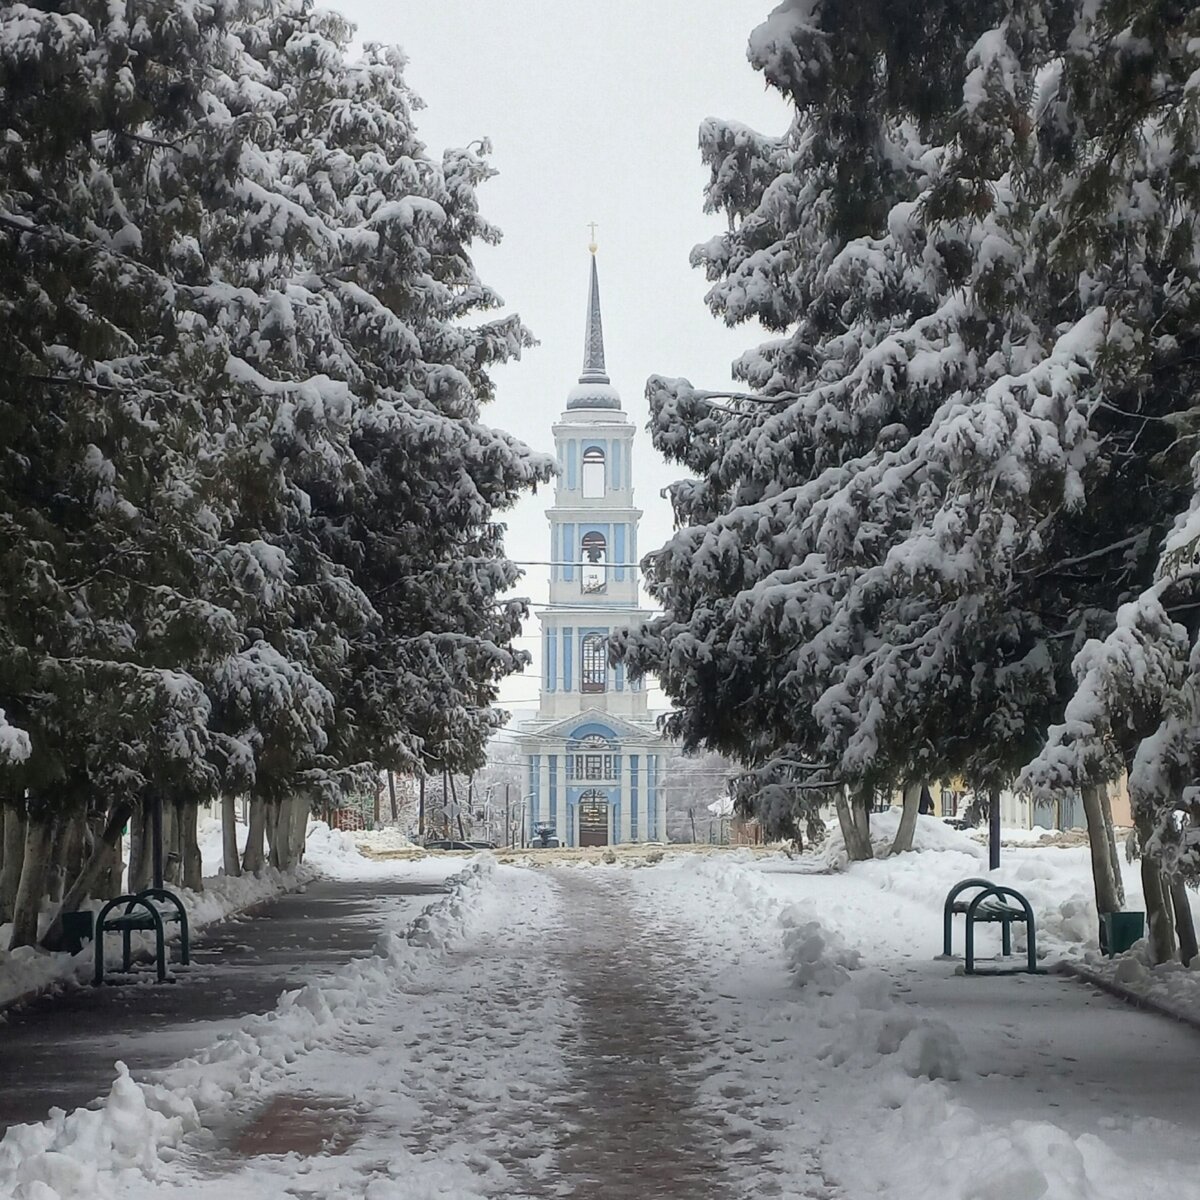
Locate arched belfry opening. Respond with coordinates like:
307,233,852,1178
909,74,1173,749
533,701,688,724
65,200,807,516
581,531,607,593
582,446,606,497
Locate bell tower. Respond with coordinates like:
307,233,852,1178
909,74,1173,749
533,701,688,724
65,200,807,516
518,245,664,848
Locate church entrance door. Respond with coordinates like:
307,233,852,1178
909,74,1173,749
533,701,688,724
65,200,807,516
578,790,609,847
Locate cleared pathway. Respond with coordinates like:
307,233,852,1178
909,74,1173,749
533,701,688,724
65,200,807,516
534,871,746,1198
6,854,1200,1200
0,876,447,1132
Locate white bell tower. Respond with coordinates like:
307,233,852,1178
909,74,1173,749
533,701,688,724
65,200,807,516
519,245,664,848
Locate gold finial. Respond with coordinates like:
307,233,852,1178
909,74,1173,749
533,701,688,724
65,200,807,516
587,221,598,254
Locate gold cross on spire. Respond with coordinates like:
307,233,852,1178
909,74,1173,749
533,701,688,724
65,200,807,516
587,221,598,254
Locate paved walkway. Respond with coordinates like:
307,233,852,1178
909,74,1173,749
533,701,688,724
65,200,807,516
7,858,1199,1200
537,871,742,1198
0,876,447,1132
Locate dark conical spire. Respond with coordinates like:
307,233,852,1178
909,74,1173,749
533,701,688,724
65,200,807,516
579,252,609,385
566,245,622,411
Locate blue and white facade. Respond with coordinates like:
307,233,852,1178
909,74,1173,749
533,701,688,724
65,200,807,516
518,251,664,846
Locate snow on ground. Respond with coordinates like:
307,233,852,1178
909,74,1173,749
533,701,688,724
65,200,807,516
0,852,566,1200
3,821,1200,1198
821,808,1200,962
347,826,418,854
820,809,1200,1024
0,819,398,1011
629,836,1200,1199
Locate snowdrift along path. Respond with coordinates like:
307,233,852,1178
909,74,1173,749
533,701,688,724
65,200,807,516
4,847,1200,1199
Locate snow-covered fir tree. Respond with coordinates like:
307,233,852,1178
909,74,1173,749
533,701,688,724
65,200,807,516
0,0,548,947
618,0,1200,949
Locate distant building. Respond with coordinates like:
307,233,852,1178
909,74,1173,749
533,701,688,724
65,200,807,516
517,248,664,846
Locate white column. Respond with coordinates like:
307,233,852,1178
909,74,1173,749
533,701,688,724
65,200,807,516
655,755,666,843
539,755,551,826
619,756,632,843
642,752,653,840
556,754,568,842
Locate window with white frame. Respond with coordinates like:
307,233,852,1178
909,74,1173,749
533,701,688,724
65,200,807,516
580,633,607,693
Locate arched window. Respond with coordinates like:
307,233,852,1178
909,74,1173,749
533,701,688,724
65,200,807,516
581,446,605,498
581,633,607,693
581,531,607,594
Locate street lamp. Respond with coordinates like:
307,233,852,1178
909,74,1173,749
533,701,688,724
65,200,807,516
517,791,536,848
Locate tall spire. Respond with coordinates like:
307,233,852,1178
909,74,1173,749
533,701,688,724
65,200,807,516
579,252,609,385
566,244,622,411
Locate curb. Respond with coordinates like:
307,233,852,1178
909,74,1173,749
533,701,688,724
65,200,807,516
0,872,312,1017
1058,961,1200,1036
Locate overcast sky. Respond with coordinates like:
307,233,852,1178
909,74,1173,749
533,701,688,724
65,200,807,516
335,2,790,712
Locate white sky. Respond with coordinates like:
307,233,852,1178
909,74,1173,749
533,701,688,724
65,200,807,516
336,2,790,713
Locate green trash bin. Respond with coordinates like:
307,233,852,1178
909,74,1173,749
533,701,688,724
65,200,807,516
1102,911,1145,957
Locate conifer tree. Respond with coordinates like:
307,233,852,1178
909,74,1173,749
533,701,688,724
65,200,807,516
619,0,1200,915
1,0,548,946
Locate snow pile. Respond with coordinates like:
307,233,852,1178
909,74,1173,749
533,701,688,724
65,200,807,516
303,819,373,869
0,857,501,1199
996,824,1058,844
661,856,967,1085
817,810,1110,958
780,902,862,990
815,970,965,1082
1085,934,1200,1020
822,808,986,870
0,1066,201,1197
834,1078,1165,1200
351,826,418,853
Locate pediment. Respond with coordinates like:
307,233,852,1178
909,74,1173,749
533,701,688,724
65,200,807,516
521,706,664,744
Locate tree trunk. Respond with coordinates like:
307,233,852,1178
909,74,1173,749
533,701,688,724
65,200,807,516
48,814,84,903
1142,855,1177,965
242,799,266,873
1081,783,1124,942
1131,805,1177,965
852,788,872,856
835,787,873,861
288,794,309,867
221,793,242,877
1169,877,1198,966
41,801,135,951
162,802,181,885
180,799,202,891
86,806,121,897
0,804,27,926
10,817,55,949
128,805,152,892
99,807,125,897
1099,782,1126,909
266,799,286,870
387,770,398,822
890,782,921,855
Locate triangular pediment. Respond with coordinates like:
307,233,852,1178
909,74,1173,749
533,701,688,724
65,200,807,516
518,706,665,744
